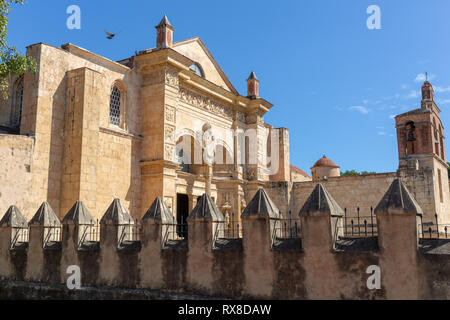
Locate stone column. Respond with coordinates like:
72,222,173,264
374,178,422,299
140,197,176,288
298,183,344,299
61,68,101,217
0,206,28,279
186,193,224,294
138,63,180,212
269,128,290,181
241,188,279,298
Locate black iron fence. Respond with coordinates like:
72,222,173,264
273,211,301,239
118,218,142,243
163,217,188,241
78,219,100,243
44,222,61,243
11,227,29,246
222,212,241,239
418,214,450,239
340,207,378,238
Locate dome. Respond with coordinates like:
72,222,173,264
312,155,339,169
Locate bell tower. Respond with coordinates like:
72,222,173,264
395,78,449,224
395,79,445,162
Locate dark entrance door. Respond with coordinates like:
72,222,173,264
176,194,189,238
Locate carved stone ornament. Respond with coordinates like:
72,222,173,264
179,87,233,119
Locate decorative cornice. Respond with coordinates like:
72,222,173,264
61,43,131,73
179,87,233,120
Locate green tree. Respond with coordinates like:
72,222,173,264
341,170,376,176
0,0,36,99
340,170,360,176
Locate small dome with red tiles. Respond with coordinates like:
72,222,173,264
312,155,339,169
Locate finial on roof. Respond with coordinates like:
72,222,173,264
247,71,258,80
156,14,173,29
155,14,174,49
421,72,434,104
246,71,259,98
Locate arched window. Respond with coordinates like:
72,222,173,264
189,63,204,77
176,135,195,173
109,86,121,126
11,77,24,130
405,122,416,155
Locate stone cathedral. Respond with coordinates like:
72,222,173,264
0,15,449,227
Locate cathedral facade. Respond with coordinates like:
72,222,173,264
0,16,448,227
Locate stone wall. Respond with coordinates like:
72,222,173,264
0,134,35,219
16,43,142,220
265,168,448,224
0,187,448,300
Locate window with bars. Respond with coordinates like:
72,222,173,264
11,77,24,129
109,86,121,126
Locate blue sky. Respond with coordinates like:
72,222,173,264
8,0,450,174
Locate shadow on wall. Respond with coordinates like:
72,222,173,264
0,180,448,300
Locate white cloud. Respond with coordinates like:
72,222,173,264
389,115,396,120
437,99,450,104
405,90,420,99
418,59,431,65
378,131,386,136
401,84,409,90
348,106,370,114
362,99,369,105
415,73,435,83
378,105,398,111
434,86,450,93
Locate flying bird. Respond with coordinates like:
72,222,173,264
105,30,120,40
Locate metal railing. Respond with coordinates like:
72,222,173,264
341,207,378,238
222,212,242,239
78,219,100,244
273,211,301,239
270,211,301,242
11,227,29,246
418,214,450,239
163,217,188,241
44,222,61,243
119,219,142,243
